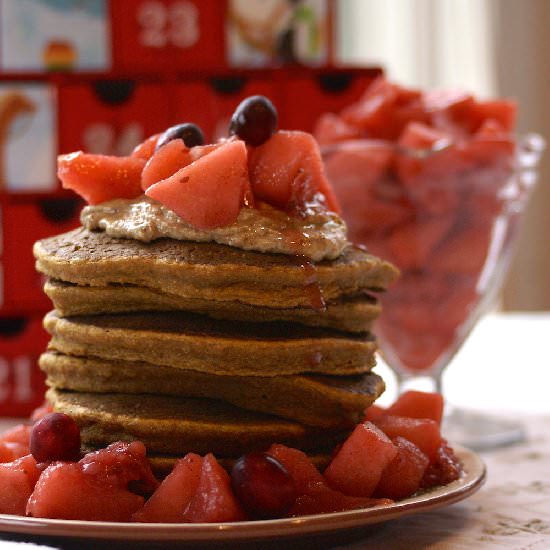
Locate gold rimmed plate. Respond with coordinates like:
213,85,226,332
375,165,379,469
0,445,485,544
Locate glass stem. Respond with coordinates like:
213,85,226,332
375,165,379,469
395,370,443,395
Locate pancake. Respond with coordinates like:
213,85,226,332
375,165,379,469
44,279,381,333
44,311,377,376
48,388,349,457
34,228,398,309
40,351,384,428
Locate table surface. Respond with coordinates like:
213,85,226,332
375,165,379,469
0,312,549,549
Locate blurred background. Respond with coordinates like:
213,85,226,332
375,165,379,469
0,0,546,416
339,0,549,312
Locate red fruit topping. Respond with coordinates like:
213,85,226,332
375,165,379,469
374,437,430,500
156,123,205,150
229,95,278,146
374,415,442,462
421,441,463,489
231,452,296,519
182,454,246,523
131,133,160,160
323,421,398,497
30,413,81,463
132,453,203,523
141,139,191,191
27,441,158,521
58,152,145,205
0,455,41,515
386,391,444,425
248,130,340,213
146,140,250,230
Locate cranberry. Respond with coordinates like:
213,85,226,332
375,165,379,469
231,452,296,519
156,123,205,150
229,95,278,146
30,412,81,463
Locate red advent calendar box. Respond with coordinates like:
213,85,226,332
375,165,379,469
166,81,215,140
0,317,49,417
58,81,171,156
111,0,225,72
281,71,381,132
1,199,82,315
173,77,279,142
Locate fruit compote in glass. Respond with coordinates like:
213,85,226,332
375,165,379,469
318,79,545,449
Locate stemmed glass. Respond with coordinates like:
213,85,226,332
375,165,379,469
322,132,545,450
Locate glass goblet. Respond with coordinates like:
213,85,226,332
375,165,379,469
322,132,545,450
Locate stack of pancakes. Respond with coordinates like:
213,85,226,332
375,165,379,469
34,227,398,473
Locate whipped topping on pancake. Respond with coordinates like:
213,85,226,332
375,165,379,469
81,195,349,262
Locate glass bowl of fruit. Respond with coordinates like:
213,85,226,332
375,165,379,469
318,78,545,449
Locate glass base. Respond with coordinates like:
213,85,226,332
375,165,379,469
442,407,526,451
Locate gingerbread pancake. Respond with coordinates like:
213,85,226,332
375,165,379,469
41,351,384,428
48,389,349,457
43,311,378,376
34,228,398,309
43,279,381,333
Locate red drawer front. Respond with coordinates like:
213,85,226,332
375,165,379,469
282,72,379,132
1,199,82,314
172,78,279,142
58,81,171,156
165,81,215,141
111,0,225,72
0,317,48,417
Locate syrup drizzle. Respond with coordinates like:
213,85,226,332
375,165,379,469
283,224,327,312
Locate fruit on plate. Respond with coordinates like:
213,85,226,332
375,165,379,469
323,422,398,497
267,444,392,515
0,393,461,520
30,412,81,463
132,453,203,523
373,437,430,500
0,455,41,515
27,441,158,521
182,454,245,523
0,425,31,462
385,390,444,425
231,452,296,519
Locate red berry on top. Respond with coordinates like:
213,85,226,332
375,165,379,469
30,412,81,463
156,123,205,151
229,95,278,146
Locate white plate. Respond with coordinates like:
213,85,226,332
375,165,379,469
0,445,485,544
